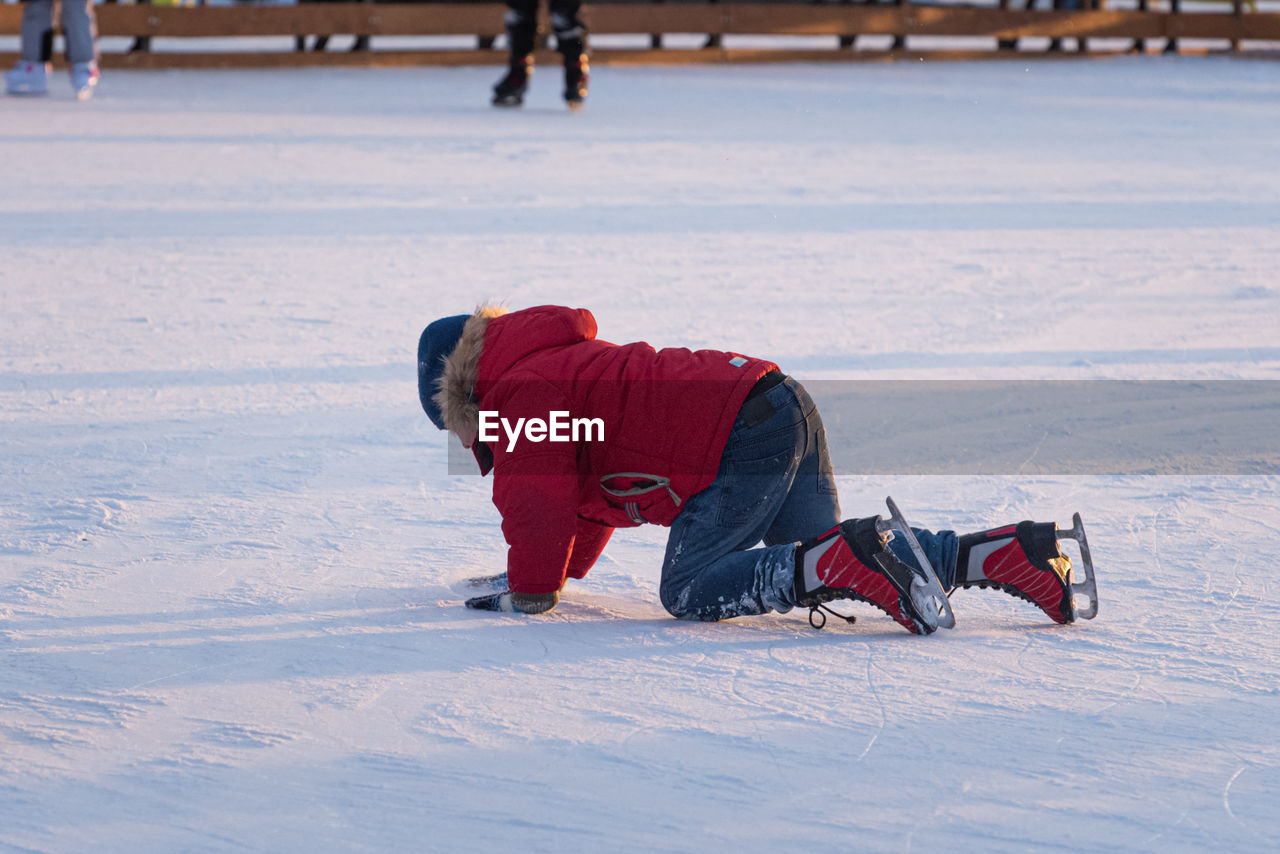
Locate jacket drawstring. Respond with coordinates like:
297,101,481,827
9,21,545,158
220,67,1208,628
599,473,683,523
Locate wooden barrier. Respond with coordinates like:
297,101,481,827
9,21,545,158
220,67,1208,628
2,3,1278,67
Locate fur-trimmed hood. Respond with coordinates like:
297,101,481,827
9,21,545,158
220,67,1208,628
432,305,602,449
432,304,507,446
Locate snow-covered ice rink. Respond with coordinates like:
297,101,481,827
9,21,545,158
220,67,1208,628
3,59,1279,851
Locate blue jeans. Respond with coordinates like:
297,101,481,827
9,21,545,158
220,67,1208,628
659,376,958,621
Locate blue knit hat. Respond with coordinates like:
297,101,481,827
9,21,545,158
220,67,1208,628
418,314,469,430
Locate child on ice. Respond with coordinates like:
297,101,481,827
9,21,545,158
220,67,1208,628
418,305,1098,633
6,0,100,99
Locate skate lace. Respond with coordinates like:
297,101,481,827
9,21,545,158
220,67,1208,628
808,602,857,630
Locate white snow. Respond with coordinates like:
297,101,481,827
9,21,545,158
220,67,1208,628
2,59,1279,852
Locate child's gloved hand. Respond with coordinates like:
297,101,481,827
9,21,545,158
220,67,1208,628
465,590,559,614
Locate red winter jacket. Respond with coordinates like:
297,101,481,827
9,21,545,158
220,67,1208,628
434,305,775,596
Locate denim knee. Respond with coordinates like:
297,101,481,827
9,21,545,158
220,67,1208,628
658,576,698,620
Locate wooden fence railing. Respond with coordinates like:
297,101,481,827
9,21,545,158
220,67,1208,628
2,3,1278,67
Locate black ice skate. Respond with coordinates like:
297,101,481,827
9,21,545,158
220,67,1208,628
795,497,956,634
954,514,1099,623
492,56,532,108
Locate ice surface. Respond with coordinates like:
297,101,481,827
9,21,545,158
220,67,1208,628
2,59,1279,851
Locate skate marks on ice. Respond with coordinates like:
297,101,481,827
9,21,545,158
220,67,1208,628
781,345,1280,375
0,495,140,562
188,719,297,750
833,476,1280,849
4,485,1279,851
0,690,163,757
5,199,1280,245
1222,763,1280,839
0,362,405,394
3,395,1275,851
2,62,1279,850
407,602,1276,850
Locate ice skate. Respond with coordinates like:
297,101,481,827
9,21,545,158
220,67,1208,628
492,56,532,108
563,53,588,111
6,60,50,96
795,498,956,634
955,514,1099,623
70,61,99,101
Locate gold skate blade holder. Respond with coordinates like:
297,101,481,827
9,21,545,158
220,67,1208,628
1057,513,1099,621
876,497,957,631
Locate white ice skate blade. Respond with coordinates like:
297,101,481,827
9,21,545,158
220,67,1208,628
1057,513,1099,620
879,496,957,631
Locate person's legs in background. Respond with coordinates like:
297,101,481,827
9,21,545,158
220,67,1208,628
549,0,587,107
492,0,539,106
60,0,99,99
7,0,54,96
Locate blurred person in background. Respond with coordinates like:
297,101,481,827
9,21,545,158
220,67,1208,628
295,0,373,53
491,0,588,110
5,0,99,99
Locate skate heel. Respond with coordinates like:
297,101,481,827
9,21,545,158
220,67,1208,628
1056,513,1099,620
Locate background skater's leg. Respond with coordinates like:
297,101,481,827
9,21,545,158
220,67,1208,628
6,0,54,95
60,0,99,99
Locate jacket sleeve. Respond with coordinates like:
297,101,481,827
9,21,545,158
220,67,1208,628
492,448,580,596
486,377,582,596
566,518,613,580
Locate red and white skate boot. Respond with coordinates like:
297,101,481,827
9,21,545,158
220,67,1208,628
795,515,953,634
955,517,1098,623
